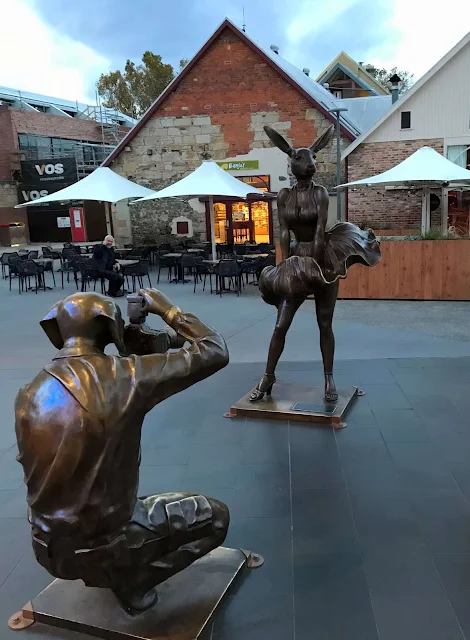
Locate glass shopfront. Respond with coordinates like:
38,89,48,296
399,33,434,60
207,175,273,245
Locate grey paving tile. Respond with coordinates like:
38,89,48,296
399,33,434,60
242,419,289,465
224,516,292,599
230,484,290,519
213,592,294,640
348,481,427,555
0,487,27,519
373,408,430,443
181,453,240,492
0,548,51,626
139,439,194,466
364,550,464,640
365,384,412,411
290,436,344,489
434,553,470,639
387,442,461,491
410,487,470,553
294,552,378,640
195,412,246,445
138,465,186,495
0,519,30,588
0,447,24,491
235,462,290,491
335,424,396,487
292,488,359,555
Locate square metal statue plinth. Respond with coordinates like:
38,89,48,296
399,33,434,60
13,547,252,640
227,383,361,428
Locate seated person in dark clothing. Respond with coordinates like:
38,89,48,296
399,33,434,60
91,235,125,297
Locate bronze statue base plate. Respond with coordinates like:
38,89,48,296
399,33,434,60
228,383,360,428
26,547,247,639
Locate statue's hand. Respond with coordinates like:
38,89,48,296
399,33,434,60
138,288,174,318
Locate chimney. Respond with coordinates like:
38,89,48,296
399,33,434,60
302,68,310,76
389,73,401,104
270,44,279,54
364,64,375,73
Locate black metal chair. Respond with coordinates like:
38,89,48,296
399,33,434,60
156,254,177,283
193,257,214,293
233,245,247,257
123,259,152,291
179,254,197,284
58,253,82,289
27,250,39,260
8,255,21,290
42,259,56,288
127,249,143,260
17,260,41,294
1,252,18,278
216,259,242,297
78,260,105,294
240,256,264,286
42,246,61,260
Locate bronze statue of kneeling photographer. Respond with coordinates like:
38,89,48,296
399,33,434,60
15,288,230,616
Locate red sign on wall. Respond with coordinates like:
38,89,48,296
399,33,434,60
70,207,86,243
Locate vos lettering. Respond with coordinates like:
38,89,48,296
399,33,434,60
34,163,64,176
21,189,49,201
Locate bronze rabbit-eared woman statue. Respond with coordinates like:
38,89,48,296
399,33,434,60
250,125,381,404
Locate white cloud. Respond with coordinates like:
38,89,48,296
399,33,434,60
0,0,110,103
364,0,470,79
283,0,361,66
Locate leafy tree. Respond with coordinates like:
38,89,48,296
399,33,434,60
368,66,414,95
97,51,177,118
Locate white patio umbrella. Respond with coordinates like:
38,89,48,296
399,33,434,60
337,147,470,233
133,160,266,259
15,167,155,207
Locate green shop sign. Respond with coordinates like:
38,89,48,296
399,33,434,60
217,160,260,171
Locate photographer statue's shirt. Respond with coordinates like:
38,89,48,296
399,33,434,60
15,312,228,543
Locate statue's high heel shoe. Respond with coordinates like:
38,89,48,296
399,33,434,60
249,374,276,402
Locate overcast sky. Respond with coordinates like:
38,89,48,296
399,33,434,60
1,0,469,103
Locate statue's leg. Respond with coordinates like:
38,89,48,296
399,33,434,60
250,297,304,402
314,282,339,402
109,496,229,615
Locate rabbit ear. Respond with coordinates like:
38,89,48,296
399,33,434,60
310,125,335,153
264,125,293,156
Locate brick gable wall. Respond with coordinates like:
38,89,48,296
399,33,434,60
347,139,444,228
111,26,348,244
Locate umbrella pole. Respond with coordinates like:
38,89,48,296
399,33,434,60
421,187,431,235
441,187,448,236
209,195,217,259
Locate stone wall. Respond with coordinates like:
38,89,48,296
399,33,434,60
110,26,350,244
347,138,444,228
0,180,28,240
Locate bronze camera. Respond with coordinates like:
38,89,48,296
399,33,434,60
122,294,185,356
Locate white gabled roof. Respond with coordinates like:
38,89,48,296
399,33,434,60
338,146,470,188
134,160,265,201
15,167,154,207
342,30,470,160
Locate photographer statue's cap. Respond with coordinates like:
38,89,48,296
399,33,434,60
41,292,125,357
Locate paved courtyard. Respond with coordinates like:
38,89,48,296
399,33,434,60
0,267,470,639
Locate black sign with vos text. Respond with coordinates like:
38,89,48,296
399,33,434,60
17,182,69,207
20,157,77,186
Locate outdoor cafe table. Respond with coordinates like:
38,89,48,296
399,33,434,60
117,259,139,267
242,253,269,260
32,258,54,290
161,253,185,283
